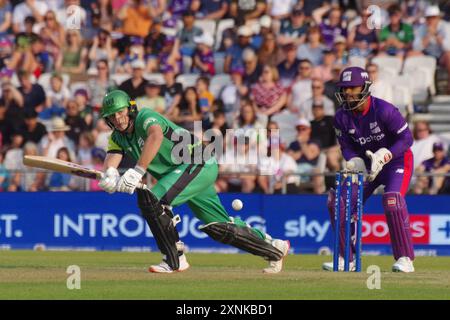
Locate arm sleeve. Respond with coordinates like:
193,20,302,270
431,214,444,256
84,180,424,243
136,108,168,137
333,117,359,161
383,106,413,158
107,135,124,154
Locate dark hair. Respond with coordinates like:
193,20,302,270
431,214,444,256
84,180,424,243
180,87,201,113
238,98,257,126
298,59,313,66
388,4,401,16
25,16,36,24
197,76,210,87
56,147,72,162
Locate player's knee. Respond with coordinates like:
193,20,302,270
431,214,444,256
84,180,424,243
382,192,406,212
136,189,163,218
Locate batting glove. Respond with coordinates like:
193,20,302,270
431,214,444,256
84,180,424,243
99,167,120,194
117,166,146,194
366,148,392,182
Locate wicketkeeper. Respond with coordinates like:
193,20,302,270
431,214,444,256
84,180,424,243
323,66,415,272
98,90,290,273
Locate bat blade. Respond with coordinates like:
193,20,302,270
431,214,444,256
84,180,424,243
23,155,103,180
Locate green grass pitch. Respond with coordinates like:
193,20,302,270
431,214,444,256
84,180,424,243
0,251,449,300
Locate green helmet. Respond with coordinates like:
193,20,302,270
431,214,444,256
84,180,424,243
101,90,131,118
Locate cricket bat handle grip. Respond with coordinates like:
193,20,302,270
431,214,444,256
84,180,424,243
99,172,150,191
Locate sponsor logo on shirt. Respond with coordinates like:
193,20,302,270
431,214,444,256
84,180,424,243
348,129,355,134
395,168,404,174
354,133,386,145
371,127,381,134
370,122,378,129
143,117,157,130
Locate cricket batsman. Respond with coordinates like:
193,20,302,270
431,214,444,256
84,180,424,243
97,90,290,274
323,66,415,272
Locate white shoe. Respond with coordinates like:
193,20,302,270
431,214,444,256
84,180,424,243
392,257,415,273
149,254,190,273
262,240,290,274
322,256,356,272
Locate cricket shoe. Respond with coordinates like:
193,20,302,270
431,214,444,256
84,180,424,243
263,240,290,274
148,254,190,273
392,257,415,273
322,257,356,271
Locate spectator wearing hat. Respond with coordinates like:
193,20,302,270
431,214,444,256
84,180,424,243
157,36,182,75
219,65,248,126
224,25,254,74
251,64,287,117
0,0,11,34
277,42,300,88
287,118,323,193
65,99,89,145
17,70,46,113
1,80,24,131
55,29,88,77
192,32,215,76
312,49,336,82
288,59,313,113
18,109,47,144
251,15,273,50
411,5,450,93
195,0,228,20
299,79,335,121
12,0,48,34
117,0,152,38
378,4,414,58
230,0,266,26
277,7,308,46
313,6,347,50
118,59,148,99
332,35,349,66
161,64,183,117
136,81,166,114
414,142,450,195
178,10,203,57
39,116,75,159
242,47,263,87
347,7,379,59
296,26,327,66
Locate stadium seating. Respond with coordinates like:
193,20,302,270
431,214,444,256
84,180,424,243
214,19,235,51
210,74,232,97
175,73,200,89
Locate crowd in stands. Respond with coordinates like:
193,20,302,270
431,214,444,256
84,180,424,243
0,0,449,194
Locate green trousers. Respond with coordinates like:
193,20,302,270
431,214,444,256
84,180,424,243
151,158,265,240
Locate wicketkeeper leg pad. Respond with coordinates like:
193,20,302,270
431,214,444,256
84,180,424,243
199,222,283,261
137,189,180,270
383,192,415,260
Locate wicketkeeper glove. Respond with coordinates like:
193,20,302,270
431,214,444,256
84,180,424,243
366,148,393,182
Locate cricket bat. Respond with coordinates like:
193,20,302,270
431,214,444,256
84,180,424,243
23,155,148,189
